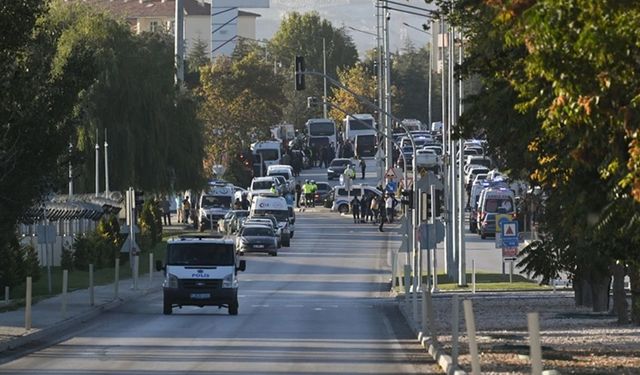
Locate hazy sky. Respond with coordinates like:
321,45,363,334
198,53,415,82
251,0,436,57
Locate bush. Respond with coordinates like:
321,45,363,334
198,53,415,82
60,244,74,272
22,244,41,281
139,198,162,250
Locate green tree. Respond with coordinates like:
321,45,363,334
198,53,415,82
185,37,209,87
269,11,358,126
198,52,286,177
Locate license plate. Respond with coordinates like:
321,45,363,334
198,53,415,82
190,293,210,299
253,244,264,248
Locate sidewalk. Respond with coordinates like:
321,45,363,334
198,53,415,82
0,266,165,355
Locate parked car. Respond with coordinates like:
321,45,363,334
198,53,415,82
327,158,353,180
313,182,332,204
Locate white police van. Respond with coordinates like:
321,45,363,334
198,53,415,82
156,235,246,315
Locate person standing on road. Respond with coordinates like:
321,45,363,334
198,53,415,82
295,182,302,208
378,194,387,231
385,193,394,223
351,196,361,223
310,180,318,208
233,198,242,210
359,157,366,179
302,179,313,210
161,196,171,226
370,195,379,224
241,193,250,210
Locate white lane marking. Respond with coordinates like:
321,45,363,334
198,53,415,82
285,304,304,308
313,307,323,311
251,304,270,308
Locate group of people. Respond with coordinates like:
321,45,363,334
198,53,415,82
350,192,397,232
311,143,337,168
296,179,318,209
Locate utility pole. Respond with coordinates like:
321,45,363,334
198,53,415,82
383,4,393,173
68,143,73,198
175,0,184,83
376,1,385,181
323,38,328,118
457,28,467,286
104,128,110,198
95,132,100,198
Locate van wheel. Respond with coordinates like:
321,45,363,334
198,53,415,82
228,301,238,315
163,300,173,315
338,204,349,214
269,251,278,256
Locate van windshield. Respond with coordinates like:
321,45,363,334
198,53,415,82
484,197,514,213
268,171,290,179
201,195,231,208
257,149,279,161
253,209,288,222
167,243,234,266
253,180,275,190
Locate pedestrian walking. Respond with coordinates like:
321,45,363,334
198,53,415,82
359,157,366,179
351,196,361,223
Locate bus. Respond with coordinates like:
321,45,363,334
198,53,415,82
343,114,377,143
305,118,337,152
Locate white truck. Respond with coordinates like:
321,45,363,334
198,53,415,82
156,235,246,315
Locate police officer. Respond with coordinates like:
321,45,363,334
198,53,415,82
302,179,313,210
270,183,277,194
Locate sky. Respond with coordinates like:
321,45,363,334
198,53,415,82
250,0,436,57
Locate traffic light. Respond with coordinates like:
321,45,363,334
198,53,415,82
401,189,414,209
295,56,305,91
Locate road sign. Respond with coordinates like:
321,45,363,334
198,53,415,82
36,224,56,244
502,247,518,259
419,222,445,249
416,171,443,191
501,220,519,247
385,167,403,182
494,214,512,248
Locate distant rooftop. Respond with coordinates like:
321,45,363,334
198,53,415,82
66,0,261,18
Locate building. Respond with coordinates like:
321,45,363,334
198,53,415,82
73,0,267,56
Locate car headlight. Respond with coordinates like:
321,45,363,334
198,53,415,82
222,273,236,288
164,273,178,289
327,169,334,173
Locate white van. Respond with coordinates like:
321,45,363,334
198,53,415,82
156,235,246,315
251,141,282,168
266,165,295,192
248,176,282,202
331,184,384,214
476,187,516,239
197,184,235,232
250,195,294,242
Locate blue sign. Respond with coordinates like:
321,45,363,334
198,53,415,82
502,237,519,247
386,181,397,193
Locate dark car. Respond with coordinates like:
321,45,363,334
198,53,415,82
327,158,352,180
235,225,279,256
313,182,332,204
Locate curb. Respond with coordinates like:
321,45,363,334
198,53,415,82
397,299,467,375
0,285,161,354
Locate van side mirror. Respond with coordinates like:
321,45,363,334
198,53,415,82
155,260,164,272
238,260,246,272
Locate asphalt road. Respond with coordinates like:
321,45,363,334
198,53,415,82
0,162,440,375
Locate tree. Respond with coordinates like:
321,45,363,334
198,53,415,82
185,37,210,87
328,64,378,132
446,0,640,318
198,52,286,178
269,11,358,126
